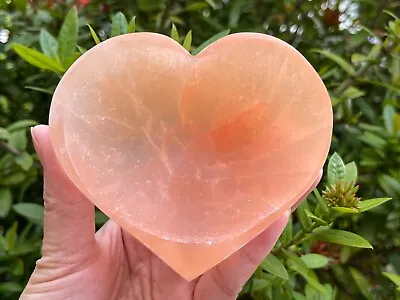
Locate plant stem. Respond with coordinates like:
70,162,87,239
273,223,320,255
334,63,370,96
0,141,20,155
157,0,173,33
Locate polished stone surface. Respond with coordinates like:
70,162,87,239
49,32,332,280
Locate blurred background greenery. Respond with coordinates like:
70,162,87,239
2,0,400,299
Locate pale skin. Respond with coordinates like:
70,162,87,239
20,125,322,300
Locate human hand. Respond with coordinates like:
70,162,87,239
20,125,321,300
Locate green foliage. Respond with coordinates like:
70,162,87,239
2,1,400,299
170,23,179,42
327,152,346,186
192,29,231,55
87,24,100,45
383,272,400,291
261,254,289,280
182,30,192,51
57,6,79,69
111,11,128,37
12,44,64,73
128,16,136,33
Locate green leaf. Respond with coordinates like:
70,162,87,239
284,250,328,295
77,46,86,54
0,173,26,185
293,291,306,300
184,2,208,11
13,203,44,225
342,86,365,100
307,283,337,300
344,162,358,185
9,130,27,151
261,254,289,280
313,50,356,76
300,254,329,269
251,278,270,291
12,44,64,73
183,30,192,51
19,223,32,243
359,131,387,149
0,188,12,218
229,0,246,28
327,152,346,186
392,56,400,84
39,29,58,59
383,10,400,21
383,105,396,135
296,201,313,232
0,282,23,293
170,23,179,42
383,272,400,287
170,16,185,25
0,127,10,140
389,24,400,39
0,235,7,250
7,120,38,132
205,0,216,9
192,29,230,55
128,16,136,33
314,229,372,249
25,86,55,95
15,152,33,171
95,210,109,225
87,24,100,45
350,267,372,300
313,189,329,215
358,198,392,212
280,215,293,243
12,258,24,276
6,222,18,250
332,207,359,214
305,209,328,225
378,175,400,195
351,53,373,64
111,12,129,37
58,6,79,69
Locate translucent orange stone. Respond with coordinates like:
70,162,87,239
49,32,332,280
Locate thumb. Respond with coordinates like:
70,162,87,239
31,125,95,258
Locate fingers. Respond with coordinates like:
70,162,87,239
291,169,323,212
195,211,290,300
31,125,95,257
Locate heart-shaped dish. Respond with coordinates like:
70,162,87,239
49,32,332,280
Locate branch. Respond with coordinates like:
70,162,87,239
272,223,321,255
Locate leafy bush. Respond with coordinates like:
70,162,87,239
1,0,400,299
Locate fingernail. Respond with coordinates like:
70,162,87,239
31,126,43,164
31,127,38,149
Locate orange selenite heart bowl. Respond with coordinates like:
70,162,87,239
49,32,333,280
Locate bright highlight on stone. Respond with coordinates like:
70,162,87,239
49,32,333,280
